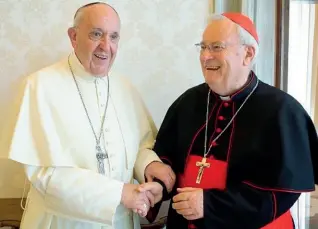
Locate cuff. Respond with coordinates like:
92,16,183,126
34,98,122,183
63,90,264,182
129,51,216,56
110,182,124,225
153,177,169,200
134,149,161,184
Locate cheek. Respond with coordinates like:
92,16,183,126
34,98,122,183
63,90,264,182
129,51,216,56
200,57,205,66
110,44,118,56
90,42,101,54
78,40,94,55
200,55,211,68
221,54,235,68
80,38,98,52
200,54,209,63
218,53,227,64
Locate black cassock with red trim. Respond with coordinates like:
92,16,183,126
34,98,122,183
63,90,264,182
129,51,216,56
148,72,318,229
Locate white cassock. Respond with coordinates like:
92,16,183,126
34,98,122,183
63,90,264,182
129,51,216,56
0,52,161,229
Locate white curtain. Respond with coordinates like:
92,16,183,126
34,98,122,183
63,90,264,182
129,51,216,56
287,2,316,229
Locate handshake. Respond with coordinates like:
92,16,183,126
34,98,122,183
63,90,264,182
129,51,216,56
120,161,204,221
121,161,176,217
120,182,164,217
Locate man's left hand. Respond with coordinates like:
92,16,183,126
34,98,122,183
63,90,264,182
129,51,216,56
172,187,203,220
144,161,176,192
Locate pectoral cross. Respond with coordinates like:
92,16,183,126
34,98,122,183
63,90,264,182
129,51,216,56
96,145,108,175
196,157,210,184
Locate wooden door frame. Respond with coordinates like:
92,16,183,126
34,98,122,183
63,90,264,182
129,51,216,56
275,0,290,91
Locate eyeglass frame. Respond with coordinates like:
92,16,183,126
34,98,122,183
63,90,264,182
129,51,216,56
194,41,245,53
73,26,120,43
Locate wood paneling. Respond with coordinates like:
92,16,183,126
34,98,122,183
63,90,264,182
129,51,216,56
275,0,290,91
0,198,24,228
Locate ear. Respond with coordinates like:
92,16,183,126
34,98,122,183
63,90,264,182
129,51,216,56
67,27,77,49
243,46,255,66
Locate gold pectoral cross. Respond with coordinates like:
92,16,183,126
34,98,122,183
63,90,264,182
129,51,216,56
196,157,210,184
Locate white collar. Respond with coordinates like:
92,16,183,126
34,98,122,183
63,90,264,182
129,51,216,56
68,52,106,83
219,95,231,101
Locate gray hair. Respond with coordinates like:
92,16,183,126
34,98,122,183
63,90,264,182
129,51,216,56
208,14,259,66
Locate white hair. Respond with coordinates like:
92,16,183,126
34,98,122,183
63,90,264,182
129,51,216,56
208,14,259,66
73,11,83,27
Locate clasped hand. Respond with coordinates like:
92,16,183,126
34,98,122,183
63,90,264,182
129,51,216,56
121,182,163,217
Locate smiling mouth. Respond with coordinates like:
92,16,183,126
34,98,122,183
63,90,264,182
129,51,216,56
94,54,108,60
206,66,220,71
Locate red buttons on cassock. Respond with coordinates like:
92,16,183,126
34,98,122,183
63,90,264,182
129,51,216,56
211,141,218,146
216,128,222,133
224,102,230,107
218,116,225,120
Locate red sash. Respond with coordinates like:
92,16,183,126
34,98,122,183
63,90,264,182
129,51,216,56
178,155,293,229
261,211,293,229
179,155,228,190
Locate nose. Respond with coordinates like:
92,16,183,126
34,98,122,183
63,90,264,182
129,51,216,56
99,37,111,51
201,50,214,62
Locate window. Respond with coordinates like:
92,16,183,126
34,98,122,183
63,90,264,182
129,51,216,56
287,2,315,115
287,2,316,229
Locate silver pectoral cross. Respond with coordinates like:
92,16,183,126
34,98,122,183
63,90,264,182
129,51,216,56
96,145,108,175
196,157,210,184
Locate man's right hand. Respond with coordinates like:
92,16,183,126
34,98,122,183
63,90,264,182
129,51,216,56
137,182,163,205
120,183,151,217
144,161,176,192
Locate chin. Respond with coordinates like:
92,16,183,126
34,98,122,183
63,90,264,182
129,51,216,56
96,71,109,77
204,73,222,84
91,67,109,77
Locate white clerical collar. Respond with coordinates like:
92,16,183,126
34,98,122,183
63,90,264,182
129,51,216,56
68,52,106,83
219,95,231,101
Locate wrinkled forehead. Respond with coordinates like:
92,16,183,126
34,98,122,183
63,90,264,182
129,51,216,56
202,19,239,44
80,5,120,32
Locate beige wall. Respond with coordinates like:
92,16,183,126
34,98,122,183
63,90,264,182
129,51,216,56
0,0,209,198
311,5,318,128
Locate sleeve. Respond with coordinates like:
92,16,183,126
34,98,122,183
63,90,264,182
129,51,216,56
0,74,77,166
202,183,300,229
274,99,318,189
244,98,318,191
25,165,124,225
145,100,181,223
152,99,180,167
151,100,181,200
131,87,162,184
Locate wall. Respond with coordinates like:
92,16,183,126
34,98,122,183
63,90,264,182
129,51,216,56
0,0,209,198
312,4,318,128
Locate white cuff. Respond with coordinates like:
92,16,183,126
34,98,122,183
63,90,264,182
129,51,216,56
134,149,161,184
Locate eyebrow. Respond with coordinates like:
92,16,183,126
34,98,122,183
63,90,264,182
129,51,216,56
201,41,224,45
91,28,119,34
91,27,103,31
201,40,225,44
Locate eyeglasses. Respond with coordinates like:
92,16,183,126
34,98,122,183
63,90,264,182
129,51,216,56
195,42,241,53
88,29,120,43
73,26,120,43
